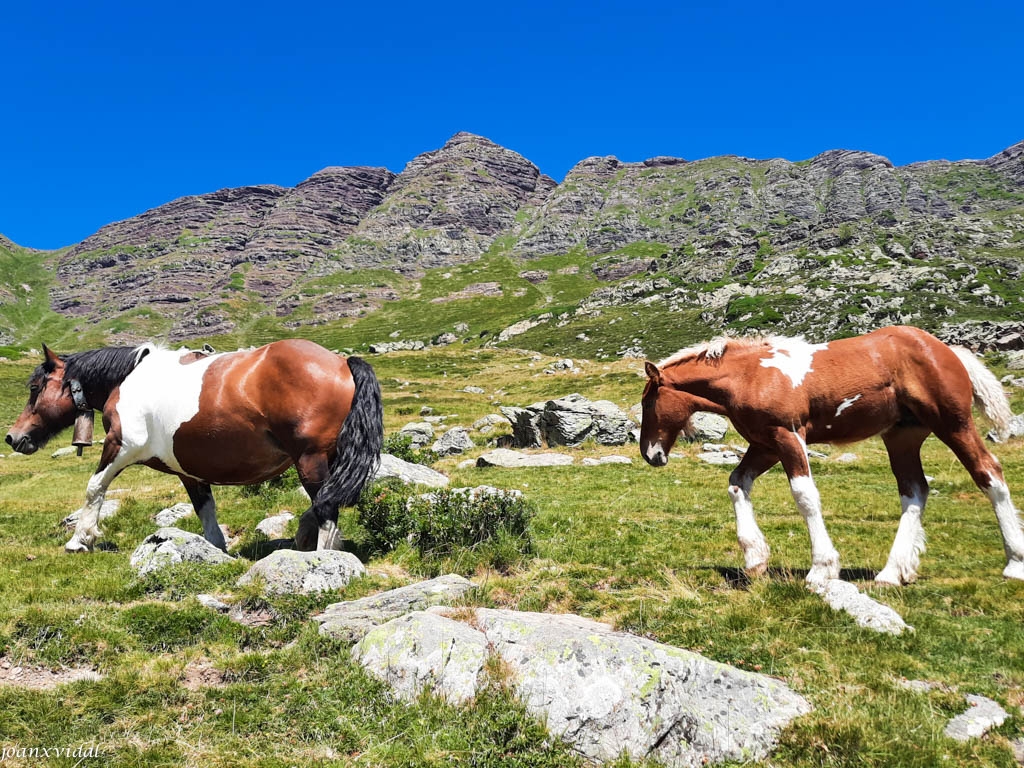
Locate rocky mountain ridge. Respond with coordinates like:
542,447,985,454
2,133,1023,350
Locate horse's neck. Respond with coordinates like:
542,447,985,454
663,363,731,414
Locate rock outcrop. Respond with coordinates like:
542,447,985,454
353,607,811,767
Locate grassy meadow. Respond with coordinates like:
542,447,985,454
0,348,1023,767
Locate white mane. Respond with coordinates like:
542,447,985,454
656,333,809,370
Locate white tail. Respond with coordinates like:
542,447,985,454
950,346,1013,441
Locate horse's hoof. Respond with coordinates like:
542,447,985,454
874,570,902,587
744,561,769,578
64,538,92,553
1003,560,1024,581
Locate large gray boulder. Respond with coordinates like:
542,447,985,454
236,549,365,595
431,427,474,456
499,405,543,448
353,607,810,767
399,422,434,448
501,394,635,448
353,611,489,705
688,412,729,442
374,453,449,488
130,527,233,577
315,574,475,643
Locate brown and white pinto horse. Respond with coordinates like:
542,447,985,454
639,325,1024,586
6,340,383,553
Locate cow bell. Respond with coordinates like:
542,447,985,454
72,411,94,456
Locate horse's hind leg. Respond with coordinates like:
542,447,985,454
940,427,1024,580
877,428,930,585
728,444,779,577
294,453,342,551
181,478,227,552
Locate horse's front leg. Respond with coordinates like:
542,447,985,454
180,478,227,551
727,444,779,577
774,429,840,586
66,437,135,552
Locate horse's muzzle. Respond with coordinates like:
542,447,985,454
5,432,37,455
641,442,669,467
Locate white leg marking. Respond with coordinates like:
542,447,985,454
876,488,928,586
66,454,134,552
317,519,343,551
984,477,1024,580
728,479,770,574
789,474,840,584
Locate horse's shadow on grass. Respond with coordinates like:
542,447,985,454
711,565,878,589
237,537,373,563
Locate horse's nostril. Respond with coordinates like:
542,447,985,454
4,433,13,446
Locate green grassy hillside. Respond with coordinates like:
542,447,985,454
1,349,1023,766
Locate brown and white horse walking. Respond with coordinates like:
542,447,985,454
6,339,383,553
639,325,1024,585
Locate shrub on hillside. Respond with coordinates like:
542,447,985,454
382,432,437,465
356,481,535,573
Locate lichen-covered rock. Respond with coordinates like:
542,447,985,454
316,574,475,643
431,427,474,456
352,611,488,705
355,608,811,767
236,549,364,595
153,502,194,527
399,421,434,448
255,511,295,539
811,579,912,635
130,527,233,577
373,453,449,487
475,449,574,468
62,499,121,529
944,694,1009,742
688,412,729,442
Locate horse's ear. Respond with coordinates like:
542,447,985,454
42,344,61,371
644,361,662,385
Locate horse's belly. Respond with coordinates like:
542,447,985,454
807,389,900,444
171,423,293,485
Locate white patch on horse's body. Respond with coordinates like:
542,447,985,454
835,394,862,417
759,338,829,388
115,348,227,476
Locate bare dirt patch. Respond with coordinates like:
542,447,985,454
181,659,228,689
0,657,102,689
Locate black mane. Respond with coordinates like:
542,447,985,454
42,346,147,393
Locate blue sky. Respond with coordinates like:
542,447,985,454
3,0,1022,250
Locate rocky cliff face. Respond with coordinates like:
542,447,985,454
336,132,555,271
11,134,1024,346
512,143,1024,258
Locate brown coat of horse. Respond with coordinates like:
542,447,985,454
639,325,1024,585
6,339,383,552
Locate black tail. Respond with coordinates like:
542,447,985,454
296,357,383,550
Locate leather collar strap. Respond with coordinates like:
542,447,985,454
69,379,91,412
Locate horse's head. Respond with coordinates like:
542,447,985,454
5,345,79,455
639,361,697,467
